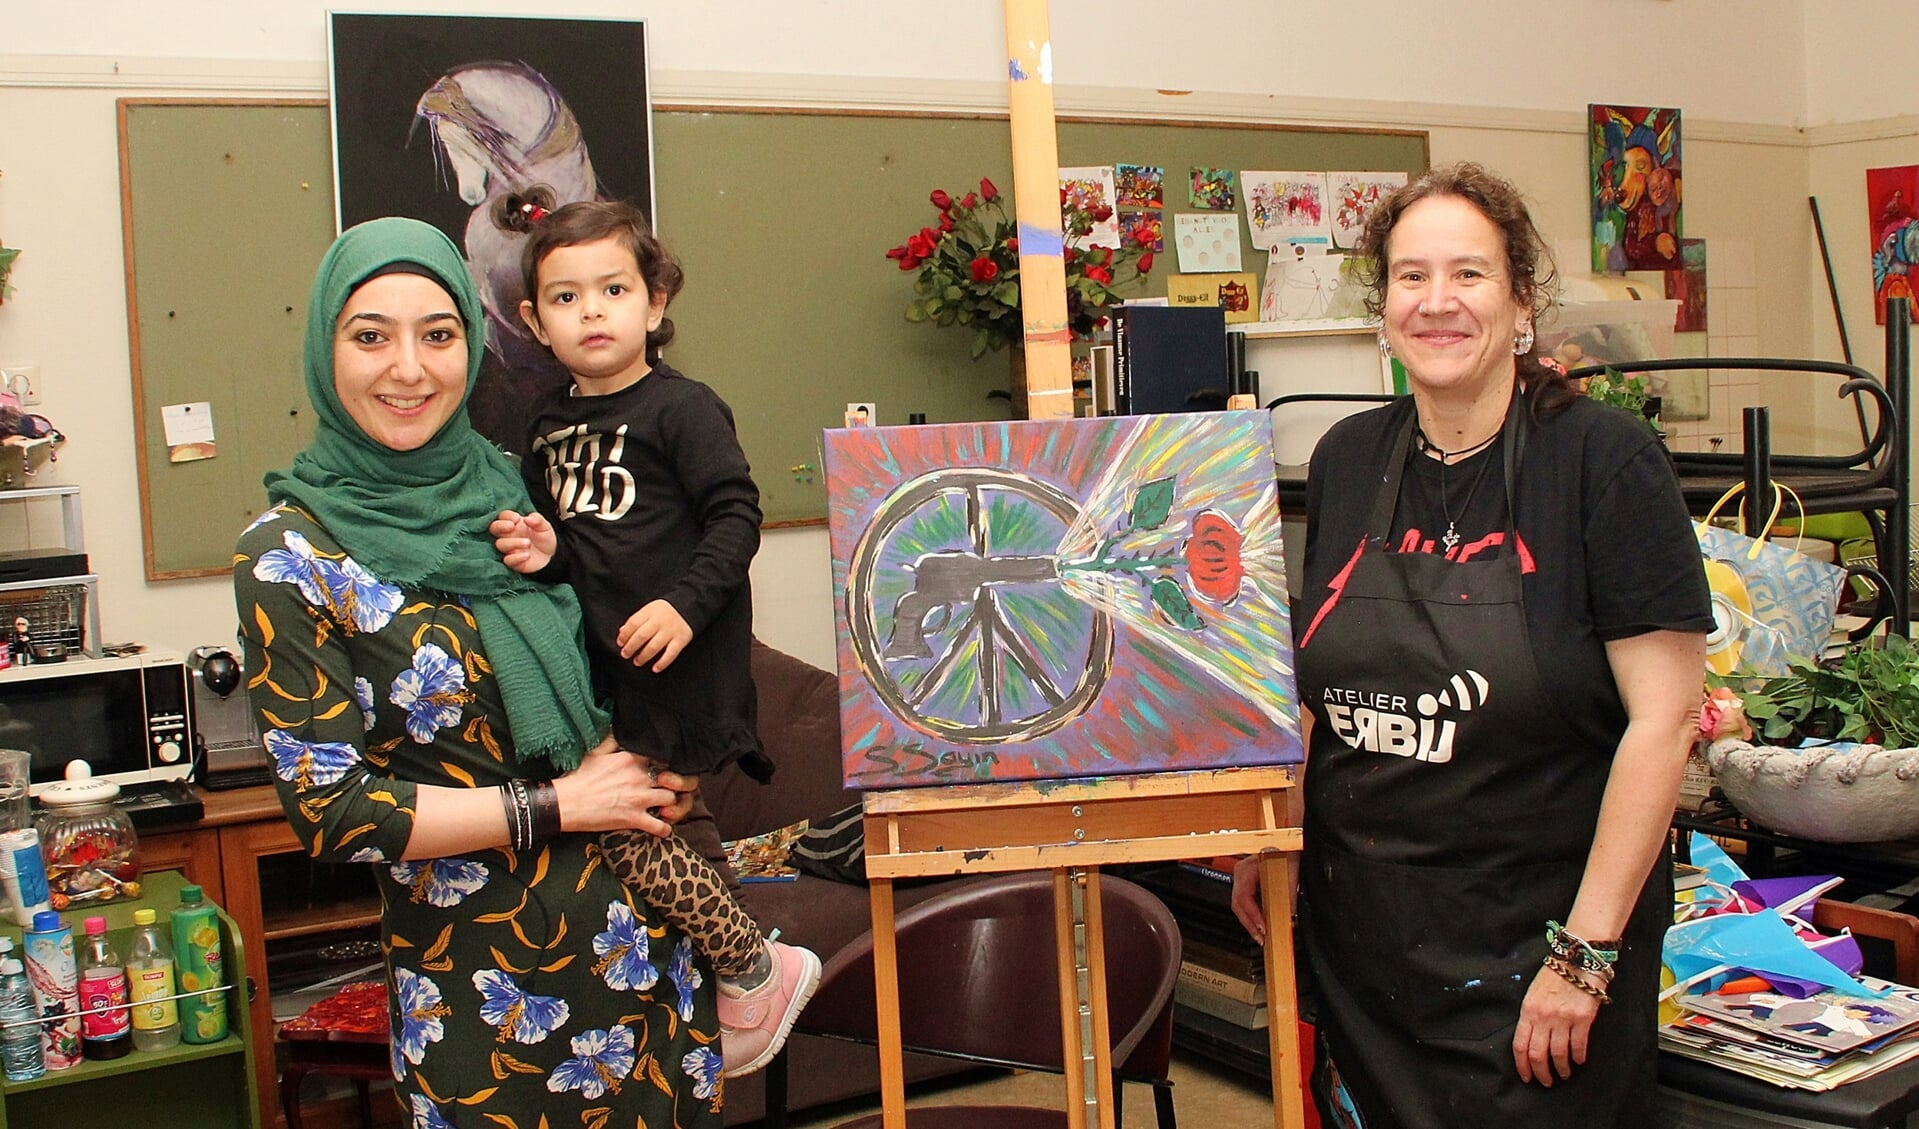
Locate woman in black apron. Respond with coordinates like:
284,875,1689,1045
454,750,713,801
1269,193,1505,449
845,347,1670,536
1234,164,1711,1127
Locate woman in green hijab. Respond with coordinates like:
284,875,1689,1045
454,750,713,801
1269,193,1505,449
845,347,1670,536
234,217,725,1124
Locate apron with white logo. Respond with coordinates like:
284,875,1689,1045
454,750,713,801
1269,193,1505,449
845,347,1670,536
1295,404,1666,1128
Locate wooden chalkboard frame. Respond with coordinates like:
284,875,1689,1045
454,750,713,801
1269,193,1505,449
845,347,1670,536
119,98,1426,579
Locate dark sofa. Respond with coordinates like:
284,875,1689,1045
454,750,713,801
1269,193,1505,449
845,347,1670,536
691,640,976,1125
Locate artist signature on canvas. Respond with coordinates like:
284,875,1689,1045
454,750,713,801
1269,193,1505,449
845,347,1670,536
849,742,1000,784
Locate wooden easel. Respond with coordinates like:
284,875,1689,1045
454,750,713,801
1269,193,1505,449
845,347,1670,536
861,766,1306,1129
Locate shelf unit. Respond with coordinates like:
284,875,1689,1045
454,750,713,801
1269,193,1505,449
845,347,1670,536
0,868,257,1128
0,485,101,659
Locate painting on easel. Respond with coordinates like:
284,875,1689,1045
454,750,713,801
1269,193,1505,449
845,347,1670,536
823,412,1303,789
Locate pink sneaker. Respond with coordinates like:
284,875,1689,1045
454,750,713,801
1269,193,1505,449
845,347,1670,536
718,939,822,1078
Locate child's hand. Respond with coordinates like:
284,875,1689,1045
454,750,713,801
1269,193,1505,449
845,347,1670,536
617,600,693,671
490,509,557,574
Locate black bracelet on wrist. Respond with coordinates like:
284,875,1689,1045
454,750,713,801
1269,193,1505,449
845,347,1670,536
528,780,562,844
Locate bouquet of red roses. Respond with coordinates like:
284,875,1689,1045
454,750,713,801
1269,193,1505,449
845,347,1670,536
885,177,1155,359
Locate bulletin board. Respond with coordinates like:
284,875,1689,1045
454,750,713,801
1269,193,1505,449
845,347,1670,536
120,98,1426,577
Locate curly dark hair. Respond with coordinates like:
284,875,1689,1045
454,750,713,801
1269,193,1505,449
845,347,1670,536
498,189,685,356
1354,162,1575,415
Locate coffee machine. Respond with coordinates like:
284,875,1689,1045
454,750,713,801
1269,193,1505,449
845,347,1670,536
189,645,268,789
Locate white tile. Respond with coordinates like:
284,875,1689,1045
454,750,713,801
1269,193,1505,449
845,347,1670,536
1720,293,1760,338
1713,239,1757,287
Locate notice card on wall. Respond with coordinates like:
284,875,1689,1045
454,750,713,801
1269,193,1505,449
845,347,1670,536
161,401,217,463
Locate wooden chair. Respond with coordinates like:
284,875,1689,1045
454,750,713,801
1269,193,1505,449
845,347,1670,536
761,871,1182,1129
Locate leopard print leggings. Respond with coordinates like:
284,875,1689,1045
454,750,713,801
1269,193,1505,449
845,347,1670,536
597,828,766,977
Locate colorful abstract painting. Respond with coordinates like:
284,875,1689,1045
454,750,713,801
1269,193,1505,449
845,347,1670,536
1189,167,1237,211
1666,237,1709,334
1115,164,1165,209
1590,104,1683,272
1867,164,1919,326
823,414,1303,789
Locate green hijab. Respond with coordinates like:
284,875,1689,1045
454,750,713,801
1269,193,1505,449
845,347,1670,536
264,216,607,770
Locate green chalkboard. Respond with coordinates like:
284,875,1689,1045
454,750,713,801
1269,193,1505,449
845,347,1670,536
120,100,1426,576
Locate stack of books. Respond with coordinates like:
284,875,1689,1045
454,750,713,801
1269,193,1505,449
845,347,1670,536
1177,932,1269,1030
1661,977,1919,1091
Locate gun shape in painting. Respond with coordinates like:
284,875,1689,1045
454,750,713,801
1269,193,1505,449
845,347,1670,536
884,550,1060,660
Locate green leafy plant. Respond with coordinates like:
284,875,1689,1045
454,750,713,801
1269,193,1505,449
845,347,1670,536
1716,634,1919,748
0,244,18,305
1583,366,1651,417
884,178,1155,359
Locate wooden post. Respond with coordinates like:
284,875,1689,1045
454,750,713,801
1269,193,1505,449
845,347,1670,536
1001,0,1073,420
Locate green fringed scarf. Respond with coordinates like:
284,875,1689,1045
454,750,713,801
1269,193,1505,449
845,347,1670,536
264,217,607,770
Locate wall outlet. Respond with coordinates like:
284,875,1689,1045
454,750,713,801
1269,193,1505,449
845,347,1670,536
0,364,40,406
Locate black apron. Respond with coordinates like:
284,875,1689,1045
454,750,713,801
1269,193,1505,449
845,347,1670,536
1296,403,1667,1129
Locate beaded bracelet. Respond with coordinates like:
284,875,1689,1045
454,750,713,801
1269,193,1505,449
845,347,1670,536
1543,955,1612,1005
1546,920,1620,978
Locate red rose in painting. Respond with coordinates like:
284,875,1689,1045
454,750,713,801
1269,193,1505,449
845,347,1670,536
1185,511,1246,603
969,256,998,283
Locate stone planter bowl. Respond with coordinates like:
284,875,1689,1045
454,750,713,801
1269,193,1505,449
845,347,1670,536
1705,738,1919,843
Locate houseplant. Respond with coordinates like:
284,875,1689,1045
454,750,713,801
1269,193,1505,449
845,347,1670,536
884,177,1155,361
1702,637,1919,842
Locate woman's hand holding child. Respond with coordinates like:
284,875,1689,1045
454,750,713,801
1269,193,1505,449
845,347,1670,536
552,736,685,838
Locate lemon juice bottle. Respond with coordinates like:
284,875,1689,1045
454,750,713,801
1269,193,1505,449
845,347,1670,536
169,885,227,1044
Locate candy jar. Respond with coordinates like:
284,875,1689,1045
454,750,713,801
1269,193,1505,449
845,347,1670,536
35,762,140,909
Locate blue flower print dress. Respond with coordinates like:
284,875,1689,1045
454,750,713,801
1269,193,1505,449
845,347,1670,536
234,504,725,1129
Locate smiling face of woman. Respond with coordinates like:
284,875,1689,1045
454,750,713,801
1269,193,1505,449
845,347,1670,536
1381,194,1529,402
332,272,468,451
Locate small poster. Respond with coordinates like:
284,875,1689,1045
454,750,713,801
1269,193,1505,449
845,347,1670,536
1241,171,1330,251
1115,164,1165,209
1666,237,1708,333
1259,247,1366,324
1174,213,1243,273
1329,171,1407,251
161,401,218,463
1167,272,1259,323
1189,167,1237,211
1060,165,1121,249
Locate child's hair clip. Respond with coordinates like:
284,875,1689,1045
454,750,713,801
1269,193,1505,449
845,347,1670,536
519,200,549,224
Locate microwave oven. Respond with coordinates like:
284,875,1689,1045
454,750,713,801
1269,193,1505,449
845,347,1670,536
0,649,194,794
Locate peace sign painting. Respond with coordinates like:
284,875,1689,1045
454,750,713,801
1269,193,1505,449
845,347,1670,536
823,413,1304,789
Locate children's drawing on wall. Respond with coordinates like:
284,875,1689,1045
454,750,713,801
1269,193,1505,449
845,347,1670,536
1173,213,1243,273
823,414,1303,789
1114,164,1165,210
328,12,653,452
1119,211,1164,252
1059,166,1121,250
1259,246,1368,325
1189,168,1237,211
1328,171,1407,251
1590,103,1683,272
1867,164,1919,326
1240,171,1329,252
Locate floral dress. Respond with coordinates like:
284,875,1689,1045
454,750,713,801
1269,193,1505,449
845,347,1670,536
234,504,725,1129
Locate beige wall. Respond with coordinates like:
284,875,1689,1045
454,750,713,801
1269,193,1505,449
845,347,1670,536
0,1,1893,670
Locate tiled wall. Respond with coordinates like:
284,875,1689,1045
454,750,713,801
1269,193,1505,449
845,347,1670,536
1661,238,1768,454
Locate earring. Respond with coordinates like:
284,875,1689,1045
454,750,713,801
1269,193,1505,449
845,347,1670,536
1377,329,1393,357
1513,325,1535,355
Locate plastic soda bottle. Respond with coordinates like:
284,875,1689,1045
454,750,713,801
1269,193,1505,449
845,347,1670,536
78,915,130,1060
170,884,227,1044
128,908,180,1051
0,952,44,1081
23,910,80,1069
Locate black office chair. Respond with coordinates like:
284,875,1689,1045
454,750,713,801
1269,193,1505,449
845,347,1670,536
762,870,1182,1129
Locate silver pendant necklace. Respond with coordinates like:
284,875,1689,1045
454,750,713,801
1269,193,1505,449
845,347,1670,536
1414,426,1500,553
